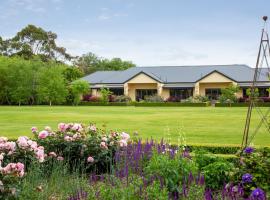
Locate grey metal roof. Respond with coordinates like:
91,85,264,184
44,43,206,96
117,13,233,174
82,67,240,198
82,65,270,84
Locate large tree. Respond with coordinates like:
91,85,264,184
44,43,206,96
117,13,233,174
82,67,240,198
37,65,68,106
74,52,135,74
0,25,72,62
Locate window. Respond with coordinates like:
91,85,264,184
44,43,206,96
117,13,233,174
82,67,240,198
109,88,124,96
136,89,157,101
205,88,221,100
243,88,269,97
169,88,193,99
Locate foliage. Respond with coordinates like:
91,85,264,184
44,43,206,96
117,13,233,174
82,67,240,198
63,67,83,83
114,95,131,102
144,95,164,102
202,160,234,190
100,88,112,103
185,95,209,103
70,80,89,105
144,152,198,193
246,88,260,99
232,147,270,194
74,52,135,74
219,84,240,103
0,25,72,62
37,66,68,106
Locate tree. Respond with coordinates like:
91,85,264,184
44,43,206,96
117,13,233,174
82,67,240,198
63,67,83,83
219,84,240,103
100,87,112,103
37,66,67,106
70,80,89,105
2,25,72,62
74,52,136,74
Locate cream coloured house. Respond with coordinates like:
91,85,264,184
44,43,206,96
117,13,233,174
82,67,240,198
82,65,270,101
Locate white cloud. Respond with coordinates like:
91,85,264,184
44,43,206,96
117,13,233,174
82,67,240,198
97,14,111,21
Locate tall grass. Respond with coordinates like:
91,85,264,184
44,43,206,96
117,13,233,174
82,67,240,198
19,161,89,200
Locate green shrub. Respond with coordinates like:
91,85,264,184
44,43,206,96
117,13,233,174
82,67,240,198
144,95,164,102
114,95,131,102
144,152,197,193
202,160,234,190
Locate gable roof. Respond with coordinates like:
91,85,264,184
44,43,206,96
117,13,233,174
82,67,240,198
82,65,270,84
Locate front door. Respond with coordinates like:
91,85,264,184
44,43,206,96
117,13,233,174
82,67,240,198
136,89,157,101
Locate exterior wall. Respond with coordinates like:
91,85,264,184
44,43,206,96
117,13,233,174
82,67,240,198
195,72,239,97
91,89,101,97
161,88,170,100
125,73,160,101
198,83,233,96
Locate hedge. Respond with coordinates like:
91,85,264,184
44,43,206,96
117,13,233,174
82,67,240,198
80,102,209,107
215,102,270,107
80,102,129,106
133,102,209,107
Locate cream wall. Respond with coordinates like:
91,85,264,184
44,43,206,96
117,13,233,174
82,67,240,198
196,72,237,96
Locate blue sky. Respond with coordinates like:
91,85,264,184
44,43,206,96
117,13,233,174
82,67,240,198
0,0,269,66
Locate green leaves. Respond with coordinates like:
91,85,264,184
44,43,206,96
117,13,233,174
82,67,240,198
70,79,89,105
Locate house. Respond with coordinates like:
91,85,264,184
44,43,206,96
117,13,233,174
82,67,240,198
82,65,270,101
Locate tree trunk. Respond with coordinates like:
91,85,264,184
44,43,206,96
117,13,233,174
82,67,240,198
49,101,52,106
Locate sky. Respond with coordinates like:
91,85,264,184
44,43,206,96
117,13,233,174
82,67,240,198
0,0,270,67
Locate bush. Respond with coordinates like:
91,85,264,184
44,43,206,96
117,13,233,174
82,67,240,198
232,147,270,193
88,96,101,102
166,96,182,102
202,160,234,190
144,95,164,102
185,95,209,103
114,95,131,102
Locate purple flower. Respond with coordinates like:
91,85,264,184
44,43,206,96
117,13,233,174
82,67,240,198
242,173,253,183
250,188,265,200
244,146,254,154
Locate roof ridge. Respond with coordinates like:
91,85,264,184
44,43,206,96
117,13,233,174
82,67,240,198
136,64,250,68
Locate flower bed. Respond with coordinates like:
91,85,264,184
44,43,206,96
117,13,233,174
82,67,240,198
0,124,269,199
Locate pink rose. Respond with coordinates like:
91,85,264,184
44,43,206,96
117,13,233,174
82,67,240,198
64,136,73,142
31,127,38,133
119,139,127,147
100,142,108,149
121,132,130,141
0,137,8,143
16,162,24,171
17,136,29,149
87,156,94,163
71,123,82,131
38,131,49,139
101,137,107,142
58,123,67,132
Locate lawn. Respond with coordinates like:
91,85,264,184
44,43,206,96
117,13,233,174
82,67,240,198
0,106,269,146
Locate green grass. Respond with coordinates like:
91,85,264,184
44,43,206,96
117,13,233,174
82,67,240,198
0,106,269,146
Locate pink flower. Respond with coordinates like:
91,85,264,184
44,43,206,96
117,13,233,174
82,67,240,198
57,156,64,161
1,162,25,177
35,146,45,162
119,139,127,147
48,152,57,157
64,136,73,142
73,133,81,139
121,132,130,141
17,136,29,149
87,156,94,163
101,137,107,142
71,123,82,131
58,123,67,132
38,130,49,139
31,127,38,133
100,142,108,149
0,137,8,143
